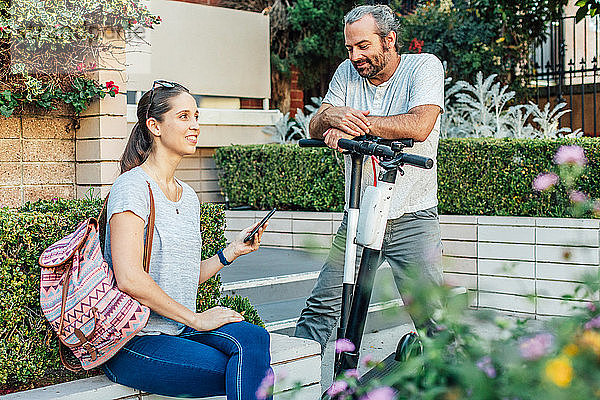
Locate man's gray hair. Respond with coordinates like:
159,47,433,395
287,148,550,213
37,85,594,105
344,5,401,54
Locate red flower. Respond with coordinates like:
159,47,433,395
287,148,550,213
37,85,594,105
408,38,424,54
112,85,120,95
105,81,115,89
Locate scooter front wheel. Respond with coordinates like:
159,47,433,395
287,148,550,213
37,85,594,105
395,331,423,362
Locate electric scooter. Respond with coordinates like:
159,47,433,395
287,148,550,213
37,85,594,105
298,136,434,396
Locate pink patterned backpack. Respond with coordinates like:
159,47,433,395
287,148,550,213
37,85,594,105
39,184,155,371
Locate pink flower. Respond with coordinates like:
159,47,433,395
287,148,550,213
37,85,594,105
476,356,496,378
585,316,600,330
519,333,554,360
554,145,587,166
256,370,274,400
344,369,360,379
532,172,559,191
569,190,587,204
362,354,373,366
587,302,597,312
76,63,85,72
327,380,349,397
277,368,288,380
360,386,396,400
335,338,355,354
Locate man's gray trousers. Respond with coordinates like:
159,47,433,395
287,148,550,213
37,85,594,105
294,207,443,352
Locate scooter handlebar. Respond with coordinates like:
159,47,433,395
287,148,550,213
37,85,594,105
298,139,327,147
399,153,434,169
337,139,395,158
297,138,433,169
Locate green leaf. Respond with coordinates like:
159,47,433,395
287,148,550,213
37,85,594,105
576,4,590,22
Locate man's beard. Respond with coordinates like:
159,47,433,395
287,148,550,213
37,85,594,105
351,46,390,79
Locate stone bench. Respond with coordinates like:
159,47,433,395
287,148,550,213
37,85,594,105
3,333,321,400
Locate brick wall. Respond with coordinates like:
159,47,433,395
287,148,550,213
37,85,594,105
175,148,224,203
289,65,304,118
0,115,76,208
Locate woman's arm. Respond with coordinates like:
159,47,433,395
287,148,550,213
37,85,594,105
110,211,244,331
198,223,268,284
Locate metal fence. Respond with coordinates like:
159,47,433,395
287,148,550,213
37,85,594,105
530,14,600,137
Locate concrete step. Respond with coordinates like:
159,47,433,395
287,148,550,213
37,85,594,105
220,247,411,337
218,248,326,284
260,297,413,337
222,264,401,306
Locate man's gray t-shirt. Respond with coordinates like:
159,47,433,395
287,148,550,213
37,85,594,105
104,166,202,336
323,53,445,219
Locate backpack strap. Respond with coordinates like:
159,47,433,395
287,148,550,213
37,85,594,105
97,182,155,271
143,182,155,274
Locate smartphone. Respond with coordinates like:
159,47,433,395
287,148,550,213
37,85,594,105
244,208,276,243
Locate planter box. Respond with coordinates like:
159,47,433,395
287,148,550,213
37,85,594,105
225,211,600,318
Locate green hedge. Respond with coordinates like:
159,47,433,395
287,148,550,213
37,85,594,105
215,138,600,217
0,198,261,393
215,144,345,211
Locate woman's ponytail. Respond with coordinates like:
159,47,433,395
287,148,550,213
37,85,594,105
120,122,153,174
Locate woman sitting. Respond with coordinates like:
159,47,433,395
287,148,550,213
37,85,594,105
102,80,272,400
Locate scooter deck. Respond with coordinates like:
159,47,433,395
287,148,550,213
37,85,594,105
358,331,422,386
357,351,401,384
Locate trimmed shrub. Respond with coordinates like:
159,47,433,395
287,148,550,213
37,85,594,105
215,138,600,217
0,198,261,393
214,143,345,211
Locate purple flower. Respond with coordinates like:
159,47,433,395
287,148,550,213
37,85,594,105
344,368,360,379
533,172,559,191
554,145,587,166
360,386,396,400
585,315,600,330
327,380,349,397
335,338,355,354
256,370,274,400
476,356,496,378
519,333,554,360
569,190,588,204
588,302,597,312
362,354,373,366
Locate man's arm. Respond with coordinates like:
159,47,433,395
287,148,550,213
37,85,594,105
309,103,371,139
367,104,442,142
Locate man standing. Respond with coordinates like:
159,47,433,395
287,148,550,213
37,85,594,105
294,4,445,353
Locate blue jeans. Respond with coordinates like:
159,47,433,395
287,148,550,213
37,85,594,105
295,208,443,352
102,321,273,400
